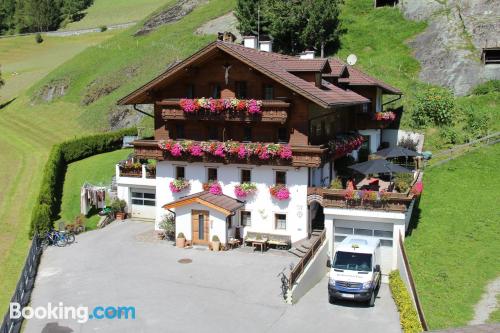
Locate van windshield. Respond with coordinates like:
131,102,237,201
333,251,372,272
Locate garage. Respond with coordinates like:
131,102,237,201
130,189,156,220
333,220,394,276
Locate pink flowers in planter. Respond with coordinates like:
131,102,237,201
203,182,223,195
169,179,190,193
411,181,423,196
329,134,365,158
234,183,257,198
374,111,396,121
178,98,263,115
269,184,290,201
158,140,293,161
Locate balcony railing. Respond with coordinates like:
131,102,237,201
157,99,290,124
133,140,328,168
307,187,415,213
117,163,156,179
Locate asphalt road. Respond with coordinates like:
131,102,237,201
24,220,401,333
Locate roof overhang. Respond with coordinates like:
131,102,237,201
163,192,245,216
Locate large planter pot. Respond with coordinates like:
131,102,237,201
212,241,221,252
176,237,186,248
116,212,126,220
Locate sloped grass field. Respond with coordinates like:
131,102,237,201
405,144,500,329
59,149,132,231
0,32,116,104
61,0,169,31
0,0,235,315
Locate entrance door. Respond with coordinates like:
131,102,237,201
192,210,209,245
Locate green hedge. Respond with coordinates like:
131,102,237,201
389,270,423,333
30,128,137,237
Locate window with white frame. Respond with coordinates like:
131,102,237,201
275,214,286,230
241,211,251,226
131,191,156,206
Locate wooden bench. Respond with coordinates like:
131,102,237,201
244,232,291,250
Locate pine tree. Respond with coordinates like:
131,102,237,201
235,0,268,36
301,0,341,58
0,0,17,33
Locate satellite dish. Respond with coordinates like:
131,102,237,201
347,54,357,66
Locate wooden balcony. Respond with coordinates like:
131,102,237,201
307,187,415,212
133,140,329,168
157,99,290,124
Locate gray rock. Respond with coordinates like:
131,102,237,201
401,0,500,95
195,12,242,42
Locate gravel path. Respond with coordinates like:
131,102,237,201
469,277,500,325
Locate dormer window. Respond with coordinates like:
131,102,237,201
235,81,247,99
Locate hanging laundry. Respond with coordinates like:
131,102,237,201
80,183,107,215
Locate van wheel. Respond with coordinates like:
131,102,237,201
329,296,336,304
368,291,375,307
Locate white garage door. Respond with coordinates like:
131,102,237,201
333,221,394,275
131,189,156,220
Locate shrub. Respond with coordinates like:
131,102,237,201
35,33,43,44
159,214,175,237
110,199,126,213
398,135,418,151
471,80,500,95
330,177,343,189
394,173,413,193
29,128,137,237
463,106,491,139
177,232,185,239
212,235,220,242
413,86,456,127
99,25,108,32
389,271,423,333
439,126,461,145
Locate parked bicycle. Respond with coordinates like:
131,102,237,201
277,268,290,300
41,230,75,248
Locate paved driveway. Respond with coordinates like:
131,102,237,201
25,220,401,333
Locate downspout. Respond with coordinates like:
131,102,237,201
382,94,402,107
133,104,154,118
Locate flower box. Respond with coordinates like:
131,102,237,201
374,111,396,121
329,134,365,158
179,98,263,114
203,181,223,195
269,184,290,201
169,179,190,193
234,183,257,198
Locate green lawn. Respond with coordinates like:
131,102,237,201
488,295,500,323
61,0,170,31
0,32,116,105
59,149,132,231
405,144,500,329
0,0,235,313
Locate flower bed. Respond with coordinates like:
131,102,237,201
158,140,293,161
169,178,190,193
329,134,364,158
374,111,396,121
203,181,223,195
343,189,390,204
269,184,290,201
234,183,257,198
179,98,263,114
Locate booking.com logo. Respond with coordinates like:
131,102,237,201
10,302,135,323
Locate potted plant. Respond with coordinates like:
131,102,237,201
211,235,221,252
234,182,257,198
159,214,176,240
111,199,127,220
176,232,186,248
269,184,290,201
169,178,190,193
203,181,223,195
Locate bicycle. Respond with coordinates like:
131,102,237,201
277,268,290,300
41,230,67,248
60,230,75,245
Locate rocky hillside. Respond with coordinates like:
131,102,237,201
400,0,500,95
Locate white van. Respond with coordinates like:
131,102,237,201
327,236,382,307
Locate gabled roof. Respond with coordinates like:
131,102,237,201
325,58,348,77
276,59,330,72
163,191,245,216
117,41,370,108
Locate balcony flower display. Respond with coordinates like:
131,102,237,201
269,184,290,201
169,179,190,193
178,98,263,115
158,140,293,161
374,111,396,121
234,183,257,198
203,181,223,195
329,134,365,158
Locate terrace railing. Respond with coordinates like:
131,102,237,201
118,164,156,179
288,229,327,289
1,236,43,333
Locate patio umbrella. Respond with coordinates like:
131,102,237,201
374,146,420,159
348,159,412,176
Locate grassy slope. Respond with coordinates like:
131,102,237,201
0,0,235,314
488,295,500,323
60,149,132,230
61,0,168,31
405,144,500,329
0,32,116,104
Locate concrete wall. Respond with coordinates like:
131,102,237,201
396,239,418,309
381,129,425,153
289,241,329,304
156,161,309,243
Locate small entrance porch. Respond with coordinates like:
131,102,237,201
163,191,246,247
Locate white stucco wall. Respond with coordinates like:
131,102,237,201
156,161,309,243
381,129,425,153
174,203,229,244
358,129,382,154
